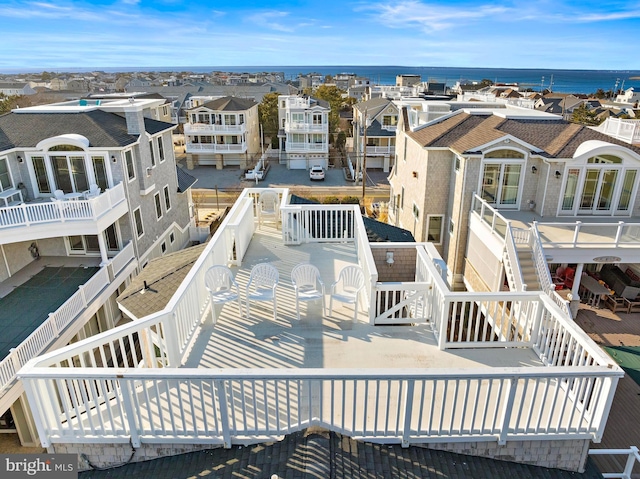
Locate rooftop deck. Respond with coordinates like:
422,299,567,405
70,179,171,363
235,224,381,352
185,227,541,371
18,189,623,463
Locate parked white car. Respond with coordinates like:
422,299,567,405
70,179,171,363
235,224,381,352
309,165,325,181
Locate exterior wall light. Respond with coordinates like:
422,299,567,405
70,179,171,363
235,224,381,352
531,165,537,174
386,251,395,267
555,170,562,179
17,156,24,163
111,155,117,163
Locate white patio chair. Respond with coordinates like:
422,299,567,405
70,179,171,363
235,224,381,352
83,183,101,199
257,190,280,229
53,189,66,201
329,265,365,322
204,265,242,323
245,263,279,320
291,263,325,320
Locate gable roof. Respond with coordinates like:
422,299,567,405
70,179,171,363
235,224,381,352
199,96,257,111
0,110,173,150
408,111,640,158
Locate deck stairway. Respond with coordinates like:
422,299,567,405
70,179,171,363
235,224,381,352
516,243,541,291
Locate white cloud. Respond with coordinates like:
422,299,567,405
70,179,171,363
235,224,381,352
358,0,510,32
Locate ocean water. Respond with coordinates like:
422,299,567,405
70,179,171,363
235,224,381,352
6,65,640,94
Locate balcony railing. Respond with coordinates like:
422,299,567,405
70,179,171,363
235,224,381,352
285,123,326,133
0,183,126,230
184,123,246,134
599,118,640,144
366,145,394,154
285,142,327,152
185,143,246,153
533,221,640,248
1,242,135,395
19,189,622,452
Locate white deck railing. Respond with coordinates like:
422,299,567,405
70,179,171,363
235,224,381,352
589,446,640,479
184,123,246,134
0,244,135,394
185,143,246,152
471,194,509,239
599,118,640,144
0,183,125,229
18,190,623,450
533,221,640,248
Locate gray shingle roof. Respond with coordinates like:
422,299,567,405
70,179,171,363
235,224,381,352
199,96,257,111
78,428,604,479
117,243,207,319
0,110,174,150
176,166,197,192
409,112,640,158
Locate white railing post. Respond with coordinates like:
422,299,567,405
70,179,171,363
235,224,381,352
438,297,449,350
572,221,582,246
9,348,20,375
22,378,51,448
163,313,182,367
48,313,59,338
215,380,232,448
401,380,415,447
623,446,639,478
615,221,624,246
78,284,88,308
119,380,141,447
498,377,517,445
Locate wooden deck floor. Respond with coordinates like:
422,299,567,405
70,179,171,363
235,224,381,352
575,305,640,477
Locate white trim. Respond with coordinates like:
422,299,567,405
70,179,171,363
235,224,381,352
133,207,144,239
154,192,163,220
124,149,136,182
163,184,172,212
426,214,445,245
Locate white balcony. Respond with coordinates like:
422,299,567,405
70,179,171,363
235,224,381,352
0,242,137,411
284,122,326,133
366,145,394,155
0,183,128,245
184,123,246,135
598,118,640,145
471,195,640,265
19,189,621,455
285,142,328,153
185,142,247,154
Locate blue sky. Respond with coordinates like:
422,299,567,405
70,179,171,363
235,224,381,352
1,0,639,70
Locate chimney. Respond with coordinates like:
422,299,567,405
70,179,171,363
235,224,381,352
124,101,146,135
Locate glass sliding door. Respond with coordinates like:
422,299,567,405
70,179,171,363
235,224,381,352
500,165,521,205
561,169,580,212
92,156,108,190
32,156,51,193
596,170,618,212
70,156,88,192
52,156,73,192
481,164,500,203
617,170,636,213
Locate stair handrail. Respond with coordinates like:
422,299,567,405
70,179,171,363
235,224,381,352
504,224,526,291
530,222,554,294
531,222,572,319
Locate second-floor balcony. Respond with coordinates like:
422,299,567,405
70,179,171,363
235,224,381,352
184,122,246,135
19,189,622,457
284,142,327,153
365,145,395,155
0,183,128,245
284,122,326,133
185,142,247,154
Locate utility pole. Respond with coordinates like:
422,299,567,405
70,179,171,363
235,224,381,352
361,108,368,202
